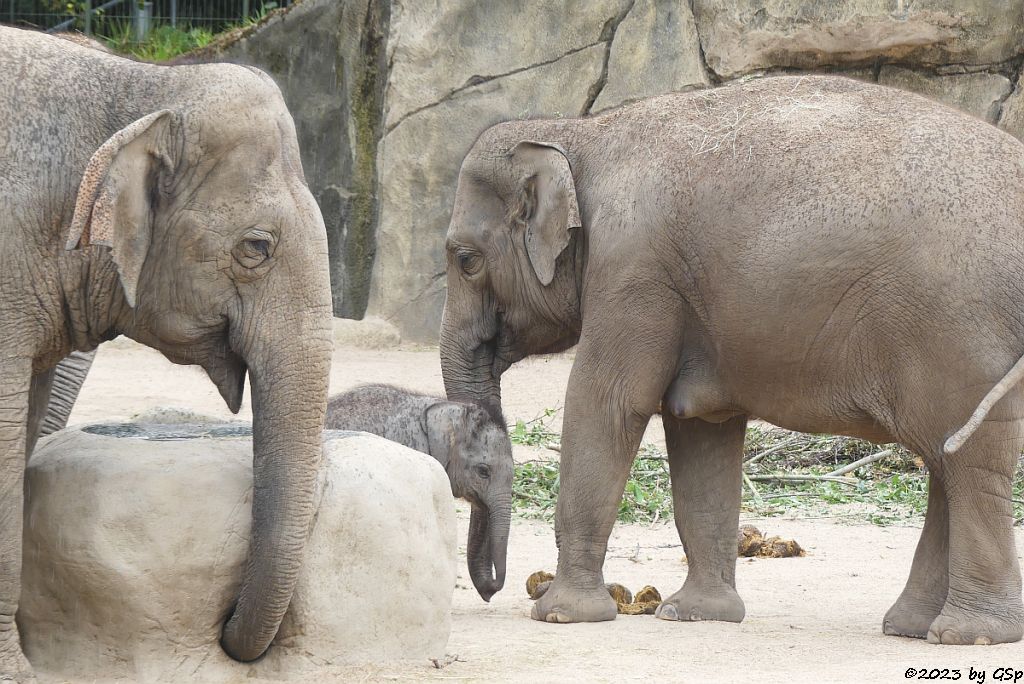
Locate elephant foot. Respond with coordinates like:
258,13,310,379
926,604,1024,645
883,593,945,639
530,579,617,624
655,582,745,623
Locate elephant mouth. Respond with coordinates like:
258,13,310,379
489,313,518,379
204,349,248,414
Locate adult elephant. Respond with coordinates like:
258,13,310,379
1,26,332,678
440,75,1024,645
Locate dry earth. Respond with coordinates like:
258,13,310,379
56,336,1024,683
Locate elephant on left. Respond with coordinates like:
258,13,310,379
1,27,334,679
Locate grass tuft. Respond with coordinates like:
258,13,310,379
102,24,214,61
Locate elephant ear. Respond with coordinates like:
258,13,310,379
423,401,467,472
66,110,179,307
510,141,582,286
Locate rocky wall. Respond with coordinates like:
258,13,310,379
194,0,1024,341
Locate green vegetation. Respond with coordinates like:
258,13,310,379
102,24,214,61
510,411,1024,526
70,2,284,62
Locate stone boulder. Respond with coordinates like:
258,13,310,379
693,1,1024,79
592,0,709,112
877,67,1012,123
332,315,402,350
20,425,457,682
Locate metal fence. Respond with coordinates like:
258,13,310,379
1,0,289,38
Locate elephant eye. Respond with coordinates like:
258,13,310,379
233,228,276,269
458,251,483,277
245,239,270,259
475,464,491,479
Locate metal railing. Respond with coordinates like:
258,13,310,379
1,1,288,40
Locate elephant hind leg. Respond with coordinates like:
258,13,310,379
883,472,948,638
924,416,1024,645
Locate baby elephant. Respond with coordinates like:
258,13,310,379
326,384,512,601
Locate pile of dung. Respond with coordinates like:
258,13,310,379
526,570,554,599
605,582,632,605
737,524,805,558
525,571,662,615
617,585,662,615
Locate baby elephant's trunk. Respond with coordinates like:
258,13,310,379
468,496,509,601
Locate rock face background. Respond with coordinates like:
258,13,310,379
196,0,1024,341
20,426,456,681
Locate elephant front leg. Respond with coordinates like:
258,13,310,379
25,368,55,458
0,357,34,681
530,355,660,624
656,413,746,623
883,472,948,638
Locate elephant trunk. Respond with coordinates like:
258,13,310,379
439,315,502,420
220,309,332,662
467,495,510,601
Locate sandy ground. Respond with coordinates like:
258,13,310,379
63,338,1024,683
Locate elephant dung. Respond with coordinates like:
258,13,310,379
738,524,765,556
737,524,806,558
526,570,555,599
19,425,457,681
619,586,663,615
606,582,633,607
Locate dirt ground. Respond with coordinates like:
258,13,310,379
64,338,1024,683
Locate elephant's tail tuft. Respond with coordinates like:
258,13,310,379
944,353,1024,454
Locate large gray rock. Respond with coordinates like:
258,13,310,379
878,66,1012,123
694,1,1024,79
367,42,606,339
383,0,631,129
20,425,456,682
332,315,402,350
593,0,709,112
999,81,1024,141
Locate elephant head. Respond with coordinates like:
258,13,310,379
424,400,512,600
65,67,332,662
440,124,584,421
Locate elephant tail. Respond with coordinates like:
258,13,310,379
943,353,1024,454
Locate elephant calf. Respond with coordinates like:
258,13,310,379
326,384,511,601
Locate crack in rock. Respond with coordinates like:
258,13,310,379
582,0,637,116
688,0,717,84
386,41,609,135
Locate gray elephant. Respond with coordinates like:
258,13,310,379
326,384,512,600
1,26,333,677
439,74,1024,645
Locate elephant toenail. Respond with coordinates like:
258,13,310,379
938,629,963,645
656,603,678,621
974,636,992,645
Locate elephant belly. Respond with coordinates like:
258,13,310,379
663,363,740,423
